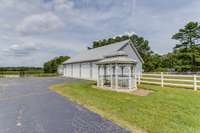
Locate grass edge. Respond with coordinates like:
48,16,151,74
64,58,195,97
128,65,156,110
49,83,147,133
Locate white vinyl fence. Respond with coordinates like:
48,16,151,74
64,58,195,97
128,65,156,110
138,72,200,91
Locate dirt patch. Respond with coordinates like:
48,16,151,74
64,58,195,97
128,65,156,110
133,89,153,96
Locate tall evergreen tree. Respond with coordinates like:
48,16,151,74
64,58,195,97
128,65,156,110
172,21,200,50
172,21,200,72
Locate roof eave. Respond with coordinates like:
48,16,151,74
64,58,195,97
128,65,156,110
128,40,144,64
96,61,136,65
63,59,101,65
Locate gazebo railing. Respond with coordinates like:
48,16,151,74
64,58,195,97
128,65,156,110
99,74,135,89
118,76,129,88
99,75,112,87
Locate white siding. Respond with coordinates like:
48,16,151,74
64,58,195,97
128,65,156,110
64,62,97,80
64,65,67,77
63,65,66,76
81,63,90,79
73,63,80,78
92,62,98,80
66,64,71,77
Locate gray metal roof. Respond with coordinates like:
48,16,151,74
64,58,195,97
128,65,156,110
64,40,130,64
96,56,137,65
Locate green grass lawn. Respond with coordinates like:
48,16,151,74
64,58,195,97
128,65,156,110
51,81,200,133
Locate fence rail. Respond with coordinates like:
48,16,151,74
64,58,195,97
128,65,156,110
138,72,200,91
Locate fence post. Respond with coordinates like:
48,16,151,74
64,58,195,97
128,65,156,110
135,74,138,90
138,73,141,85
161,72,164,87
194,75,197,91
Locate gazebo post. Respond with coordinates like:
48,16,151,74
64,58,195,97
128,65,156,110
115,63,118,90
133,66,137,90
121,65,124,87
97,65,100,87
128,64,132,90
131,65,134,89
63,65,66,76
101,65,104,87
110,65,113,88
104,65,107,87
134,74,138,90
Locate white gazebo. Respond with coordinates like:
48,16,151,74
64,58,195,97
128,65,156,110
96,51,137,91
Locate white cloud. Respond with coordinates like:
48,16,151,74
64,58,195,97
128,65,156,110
0,0,200,66
53,0,74,11
17,12,64,35
2,42,39,57
0,0,42,14
0,0,15,8
0,35,85,66
126,0,200,54
44,0,136,29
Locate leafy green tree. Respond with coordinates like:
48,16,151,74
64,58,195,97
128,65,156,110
129,35,152,59
144,54,162,72
43,56,70,73
160,53,177,70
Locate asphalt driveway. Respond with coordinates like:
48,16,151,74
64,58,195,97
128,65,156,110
0,77,130,133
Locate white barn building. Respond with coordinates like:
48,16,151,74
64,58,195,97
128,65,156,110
63,40,143,91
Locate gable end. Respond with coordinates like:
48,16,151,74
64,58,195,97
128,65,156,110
127,40,144,63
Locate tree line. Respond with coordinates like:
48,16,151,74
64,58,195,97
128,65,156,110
0,57,70,74
0,67,43,75
0,67,42,71
0,56,70,74
43,56,70,73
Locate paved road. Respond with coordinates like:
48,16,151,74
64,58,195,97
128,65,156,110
0,77,130,133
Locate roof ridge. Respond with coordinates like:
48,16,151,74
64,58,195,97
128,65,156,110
89,39,130,50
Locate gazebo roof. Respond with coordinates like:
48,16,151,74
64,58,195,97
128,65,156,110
103,51,127,58
96,52,137,65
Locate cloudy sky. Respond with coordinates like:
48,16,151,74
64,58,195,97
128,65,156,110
0,0,200,67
